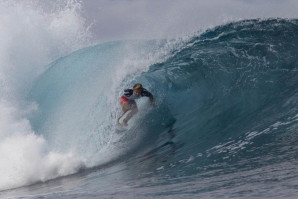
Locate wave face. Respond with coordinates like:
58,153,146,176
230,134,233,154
2,18,298,198
148,18,298,159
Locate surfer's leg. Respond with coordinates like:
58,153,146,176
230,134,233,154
117,102,131,126
124,106,138,123
123,100,137,124
122,102,131,112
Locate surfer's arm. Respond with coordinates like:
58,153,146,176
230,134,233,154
142,88,155,105
147,92,156,106
149,93,154,105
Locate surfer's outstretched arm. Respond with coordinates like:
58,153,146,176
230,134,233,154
149,93,155,106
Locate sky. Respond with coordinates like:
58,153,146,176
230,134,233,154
80,0,298,42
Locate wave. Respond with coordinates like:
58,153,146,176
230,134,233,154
146,19,298,162
2,18,298,193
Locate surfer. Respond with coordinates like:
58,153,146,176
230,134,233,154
118,83,155,126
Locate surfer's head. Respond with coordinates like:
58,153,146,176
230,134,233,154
133,83,143,90
133,83,143,97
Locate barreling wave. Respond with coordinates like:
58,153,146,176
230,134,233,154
3,18,298,194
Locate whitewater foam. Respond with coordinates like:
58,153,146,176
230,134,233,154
0,0,91,191
0,133,86,191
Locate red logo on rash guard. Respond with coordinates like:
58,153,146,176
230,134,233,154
120,96,128,105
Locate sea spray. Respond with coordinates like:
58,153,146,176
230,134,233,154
0,0,91,190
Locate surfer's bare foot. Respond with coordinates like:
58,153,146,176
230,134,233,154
121,122,128,127
122,119,128,126
117,117,128,127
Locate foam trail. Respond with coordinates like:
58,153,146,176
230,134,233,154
0,0,91,190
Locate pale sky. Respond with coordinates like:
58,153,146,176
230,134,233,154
81,0,298,42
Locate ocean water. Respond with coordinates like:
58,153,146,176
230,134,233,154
1,1,298,199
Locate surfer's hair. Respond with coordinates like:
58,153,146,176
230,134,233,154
133,83,143,90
